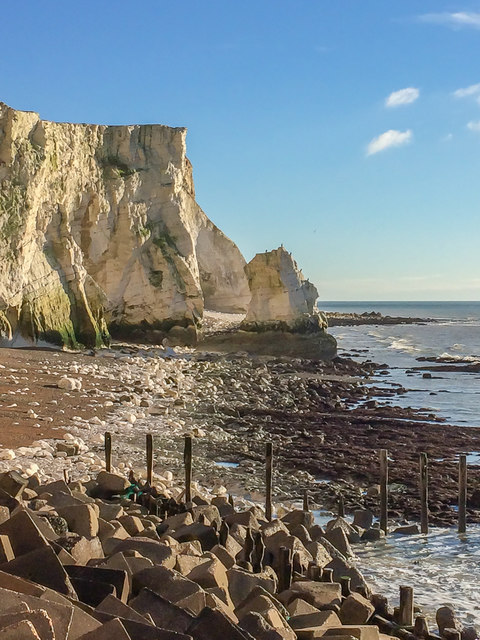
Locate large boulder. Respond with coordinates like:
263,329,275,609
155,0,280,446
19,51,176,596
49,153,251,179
0,101,249,348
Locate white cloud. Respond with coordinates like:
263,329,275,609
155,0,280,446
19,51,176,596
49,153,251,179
385,87,420,108
419,12,480,29
467,120,480,132
453,83,480,98
442,133,453,142
366,129,413,156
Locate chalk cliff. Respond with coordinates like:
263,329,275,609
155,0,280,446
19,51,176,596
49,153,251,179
0,102,249,347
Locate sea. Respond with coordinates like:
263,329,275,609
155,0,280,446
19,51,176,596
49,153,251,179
323,301,480,427
317,302,480,627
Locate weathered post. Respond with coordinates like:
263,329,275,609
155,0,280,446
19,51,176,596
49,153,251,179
303,489,309,512
322,568,334,583
104,432,112,473
338,494,345,518
340,575,351,597
399,585,414,626
146,433,153,486
184,435,192,503
380,449,388,535
419,453,428,535
265,442,273,521
458,454,467,534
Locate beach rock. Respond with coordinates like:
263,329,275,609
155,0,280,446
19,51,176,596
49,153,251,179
239,611,287,640
353,510,374,530
0,101,249,349
323,526,353,557
325,557,371,597
339,593,375,624
57,504,99,538
95,472,129,497
393,524,420,535
227,567,278,607
361,528,384,542
278,580,342,609
436,606,463,636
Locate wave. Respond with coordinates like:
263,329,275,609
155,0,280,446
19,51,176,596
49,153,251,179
387,338,422,354
437,352,480,363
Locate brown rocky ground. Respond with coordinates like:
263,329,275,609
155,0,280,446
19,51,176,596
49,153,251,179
1,333,480,528
0,348,117,448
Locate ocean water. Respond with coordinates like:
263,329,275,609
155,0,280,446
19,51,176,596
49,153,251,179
321,301,480,427
318,302,480,626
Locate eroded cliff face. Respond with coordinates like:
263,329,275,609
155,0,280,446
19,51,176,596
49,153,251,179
0,102,249,347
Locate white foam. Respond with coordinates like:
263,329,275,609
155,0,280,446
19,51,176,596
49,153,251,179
387,338,421,354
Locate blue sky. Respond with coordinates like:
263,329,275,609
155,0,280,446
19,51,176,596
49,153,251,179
1,1,480,300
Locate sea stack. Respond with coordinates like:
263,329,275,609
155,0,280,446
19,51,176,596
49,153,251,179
205,247,337,360
242,246,326,332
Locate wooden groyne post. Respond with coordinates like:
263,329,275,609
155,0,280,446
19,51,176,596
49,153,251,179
104,432,112,473
379,449,388,535
458,454,467,534
303,489,309,512
184,435,192,503
146,433,153,485
399,585,414,626
265,442,273,521
419,453,428,534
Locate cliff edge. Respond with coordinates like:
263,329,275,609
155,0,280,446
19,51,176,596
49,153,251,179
0,102,250,347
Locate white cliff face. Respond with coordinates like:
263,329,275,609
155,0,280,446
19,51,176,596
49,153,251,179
0,102,249,347
243,247,319,325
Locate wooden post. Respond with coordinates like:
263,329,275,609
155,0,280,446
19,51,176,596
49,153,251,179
338,494,345,518
184,435,192,503
322,568,334,583
311,566,322,581
458,454,467,534
380,449,388,535
104,432,112,473
399,586,414,626
340,575,351,597
146,433,153,486
307,562,317,579
419,453,428,534
303,489,309,511
265,442,273,521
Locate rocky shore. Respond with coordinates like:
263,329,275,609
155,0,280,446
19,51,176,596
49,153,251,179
0,312,479,634
0,461,472,639
1,321,478,529
326,312,434,327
